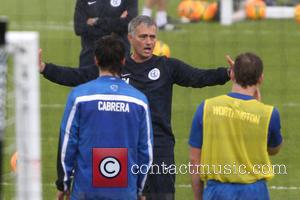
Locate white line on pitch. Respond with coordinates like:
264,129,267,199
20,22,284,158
10,21,73,32
40,104,65,108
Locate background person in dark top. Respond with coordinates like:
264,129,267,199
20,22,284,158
39,15,230,200
74,0,137,67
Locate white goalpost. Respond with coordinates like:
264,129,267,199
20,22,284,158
4,31,42,199
220,0,296,25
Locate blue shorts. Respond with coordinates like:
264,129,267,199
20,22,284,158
203,180,270,200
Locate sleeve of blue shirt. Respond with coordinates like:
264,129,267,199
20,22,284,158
267,107,283,148
58,89,80,191
136,101,153,195
189,102,204,149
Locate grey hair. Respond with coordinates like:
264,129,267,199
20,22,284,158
128,15,157,35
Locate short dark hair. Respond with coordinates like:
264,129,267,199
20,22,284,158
234,52,263,88
94,35,125,75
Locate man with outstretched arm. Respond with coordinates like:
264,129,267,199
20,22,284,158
41,15,230,200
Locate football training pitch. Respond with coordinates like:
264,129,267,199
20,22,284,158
1,0,300,199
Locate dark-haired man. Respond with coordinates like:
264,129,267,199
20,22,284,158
56,36,153,200
189,52,283,200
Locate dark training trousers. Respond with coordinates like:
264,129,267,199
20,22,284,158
143,155,175,200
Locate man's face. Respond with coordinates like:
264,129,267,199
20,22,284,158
128,23,157,62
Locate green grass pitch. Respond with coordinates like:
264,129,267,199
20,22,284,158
1,0,300,199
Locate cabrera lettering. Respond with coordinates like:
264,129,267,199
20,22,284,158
98,101,130,113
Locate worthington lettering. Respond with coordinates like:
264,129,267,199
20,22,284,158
212,106,260,124
98,101,130,112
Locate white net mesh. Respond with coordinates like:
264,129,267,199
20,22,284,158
1,32,41,200
0,32,17,199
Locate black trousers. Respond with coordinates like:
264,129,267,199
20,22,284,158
143,155,175,200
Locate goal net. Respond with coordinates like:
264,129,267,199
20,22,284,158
0,18,41,200
220,0,298,25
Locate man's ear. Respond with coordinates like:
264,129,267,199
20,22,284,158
94,56,100,66
230,68,235,81
258,74,264,85
121,58,126,65
127,33,132,42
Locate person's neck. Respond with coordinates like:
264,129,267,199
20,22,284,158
231,83,257,97
131,53,152,63
99,70,118,77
